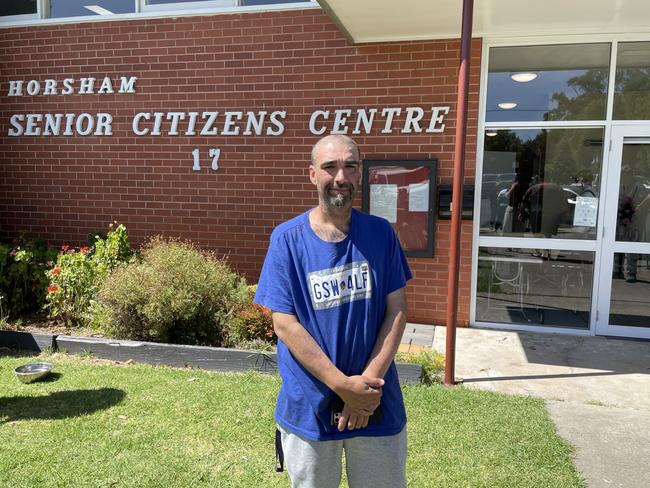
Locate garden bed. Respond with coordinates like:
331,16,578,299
0,329,422,384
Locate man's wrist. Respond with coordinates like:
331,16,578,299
330,374,349,397
363,364,386,380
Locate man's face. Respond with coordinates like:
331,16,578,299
310,141,361,212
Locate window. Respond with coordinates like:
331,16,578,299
241,0,310,5
476,247,594,328
0,0,313,24
142,0,309,12
142,0,237,12
613,42,650,120
486,43,610,122
480,128,604,240
0,0,38,20
48,0,135,18
477,42,611,330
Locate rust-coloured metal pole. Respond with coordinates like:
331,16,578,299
444,0,474,386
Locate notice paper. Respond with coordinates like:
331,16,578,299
370,184,398,223
408,182,429,212
573,196,598,227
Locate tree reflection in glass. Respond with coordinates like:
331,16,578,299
614,42,650,120
480,128,603,239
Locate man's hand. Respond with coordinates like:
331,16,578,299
337,404,370,431
334,375,383,414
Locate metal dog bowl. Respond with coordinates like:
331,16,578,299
14,362,53,384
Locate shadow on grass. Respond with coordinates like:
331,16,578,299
34,372,62,383
0,388,126,423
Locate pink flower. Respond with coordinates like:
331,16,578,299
47,285,60,293
51,268,62,276
61,245,70,251
79,246,89,254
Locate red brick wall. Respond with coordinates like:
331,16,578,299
0,9,481,326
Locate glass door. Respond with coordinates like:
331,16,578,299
596,125,650,338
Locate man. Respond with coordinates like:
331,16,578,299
254,134,412,488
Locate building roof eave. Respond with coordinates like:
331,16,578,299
316,0,650,43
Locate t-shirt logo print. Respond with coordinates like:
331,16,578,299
308,261,373,310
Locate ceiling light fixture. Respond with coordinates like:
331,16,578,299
511,72,538,83
84,5,115,15
486,131,498,137
498,102,517,110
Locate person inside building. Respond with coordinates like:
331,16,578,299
254,134,412,488
519,179,570,237
616,165,650,283
501,171,531,234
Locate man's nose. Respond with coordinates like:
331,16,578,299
334,167,348,183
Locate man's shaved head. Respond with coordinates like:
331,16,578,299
311,134,360,166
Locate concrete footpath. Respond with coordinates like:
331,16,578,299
401,323,650,488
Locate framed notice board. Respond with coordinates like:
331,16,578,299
361,159,437,257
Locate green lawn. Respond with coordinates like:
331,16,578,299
0,352,584,487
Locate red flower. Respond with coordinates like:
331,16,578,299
79,246,89,254
61,245,70,251
47,285,60,293
51,268,62,276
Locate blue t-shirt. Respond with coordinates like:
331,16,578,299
254,208,413,441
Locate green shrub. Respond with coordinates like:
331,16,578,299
0,237,58,318
93,238,249,346
396,350,445,385
46,224,132,327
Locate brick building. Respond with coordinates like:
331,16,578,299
1,1,649,338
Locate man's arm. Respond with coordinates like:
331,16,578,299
363,287,407,378
272,311,384,414
338,287,407,431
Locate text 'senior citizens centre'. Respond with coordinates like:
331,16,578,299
2,0,650,339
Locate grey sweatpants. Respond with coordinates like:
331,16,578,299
279,426,407,488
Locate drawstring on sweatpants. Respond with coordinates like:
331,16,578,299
274,428,285,472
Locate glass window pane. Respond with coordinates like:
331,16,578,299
0,1,36,16
616,142,650,243
610,253,650,327
241,0,310,5
49,0,135,18
479,128,604,239
613,42,650,120
476,247,594,329
486,44,610,122
145,0,234,5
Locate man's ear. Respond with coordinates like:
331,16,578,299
309,165,316,185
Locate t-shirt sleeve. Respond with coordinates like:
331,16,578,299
386,223,413,294
254,230,296,315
